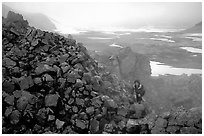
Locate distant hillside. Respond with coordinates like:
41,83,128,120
181,21,202,33
2,4,56,32
90,46,151,84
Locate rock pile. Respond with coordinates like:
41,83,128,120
2,11,143,134
125,106,202,134
2,11,202,134
2,11,107,134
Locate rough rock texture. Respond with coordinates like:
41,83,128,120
2,11,202,134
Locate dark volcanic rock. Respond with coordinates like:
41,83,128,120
45,94,59,107
3,80,15,93
76,119,86,130
10,110,21,125
19,76,34,90
90,119,99,133
4,95,15,105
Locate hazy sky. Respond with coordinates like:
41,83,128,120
3,2,202,31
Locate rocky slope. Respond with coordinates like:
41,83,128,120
2,4,56,32
2,11,202,134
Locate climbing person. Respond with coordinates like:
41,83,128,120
133,80,145,104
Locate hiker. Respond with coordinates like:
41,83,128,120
133,80,145,104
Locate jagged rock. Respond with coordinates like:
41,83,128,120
82,72,92,83
91,96,102,107
58,78,66,88
10,110,21,125
3,80,15,93
56,119,65,129
43,74,54,82
86,107,95,115
104,123,114,133
151,127,166,134
13,90,22,98
75,98,84,106
166,126,180,134
19,76,34,90
59,54,69,63
117,107,128,117
13,67,20,76
129,103,146,119
36,108,47,125
17,96,29,111
61,66,70,74
186,107,202,127
174,111,188,126
154,118,167,128
33,77,42,85
90,119,99,133
160,111,171,119
22,91,36,104
33,124,42,133
180,127,201,134
75,79,83,88
101,107,107,116
72,106,78,113
35,64,55,75
5,106,13,117
76,119,86,129
103,96,118,109
118,120,126,130
78,112,88,120
3,58,16,68
83,90,89,95
31,39,39,46
45,94,59,107
126,119,140,133
44,131,55,134
4,95,15,105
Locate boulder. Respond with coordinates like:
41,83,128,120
10,110,21,125
86,107,95,115
3,80,15,93
56,119,65,129
154,118,167,128
19,76,34,90
166,126,180,134
90,119,99,133
129,103,146,119
126,119,140,133
45,94,59,107
5,106,13,117
36,108,47,125
4,95,15,105
103,96,118,109
43,74,54,82
3,58,16,68
76,119,86,130
180,127,201,134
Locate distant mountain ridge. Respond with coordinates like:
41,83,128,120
181,21,202,33
2,4,56,32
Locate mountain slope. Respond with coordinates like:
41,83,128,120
2,11,202,134
181,21,202,33
2,4,56,32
